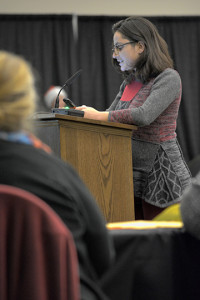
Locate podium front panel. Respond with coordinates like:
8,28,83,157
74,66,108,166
58,117,135,222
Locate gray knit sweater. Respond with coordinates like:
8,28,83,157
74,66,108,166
107,68,181,141
106,68,191,207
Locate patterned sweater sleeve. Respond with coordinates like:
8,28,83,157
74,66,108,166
108,69,181,126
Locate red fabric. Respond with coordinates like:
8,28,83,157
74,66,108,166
28,133,52,153
120,81,143,102
0,185,80,300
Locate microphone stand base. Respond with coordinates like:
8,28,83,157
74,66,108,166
51,108,84,117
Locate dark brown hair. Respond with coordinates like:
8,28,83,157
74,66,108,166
112,16,174,83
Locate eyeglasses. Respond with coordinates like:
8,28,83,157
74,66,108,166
112,41,136,54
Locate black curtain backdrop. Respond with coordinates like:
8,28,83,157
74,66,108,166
0,14,200,163
0,14,75,105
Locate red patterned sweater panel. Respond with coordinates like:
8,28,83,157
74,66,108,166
110,79,181,143
132,100,180,143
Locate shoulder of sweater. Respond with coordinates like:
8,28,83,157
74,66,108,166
1,140,75,174
155,68,181,83
152,68,181,90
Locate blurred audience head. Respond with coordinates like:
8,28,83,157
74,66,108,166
44,86,68,109
0,51,37,132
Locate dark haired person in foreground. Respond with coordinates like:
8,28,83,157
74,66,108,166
76,16,191,220
180,171,200,239
153,171,200,239
0,50,114,300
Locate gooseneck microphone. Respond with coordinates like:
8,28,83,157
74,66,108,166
54,69,82,108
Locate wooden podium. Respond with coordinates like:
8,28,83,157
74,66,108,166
34,113,137,222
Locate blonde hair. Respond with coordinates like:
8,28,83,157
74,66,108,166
0,51,37,132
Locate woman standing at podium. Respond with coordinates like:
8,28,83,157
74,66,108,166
76,16,191,220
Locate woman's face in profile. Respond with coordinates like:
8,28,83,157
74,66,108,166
112,31,143,72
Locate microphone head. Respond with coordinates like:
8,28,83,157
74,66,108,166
63,69,82,87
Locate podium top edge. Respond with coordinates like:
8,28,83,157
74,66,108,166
31,112,56,120
55,113,138,130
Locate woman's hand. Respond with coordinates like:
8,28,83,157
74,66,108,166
75,105,109,121
76,105,97,112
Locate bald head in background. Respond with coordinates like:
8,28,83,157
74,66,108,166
44,86,68,109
